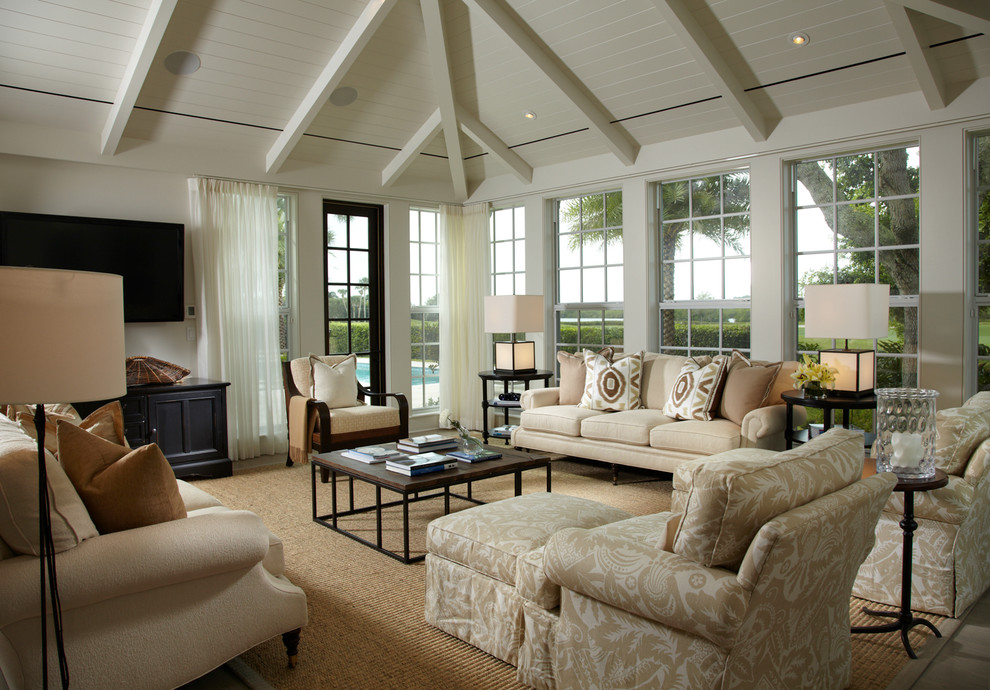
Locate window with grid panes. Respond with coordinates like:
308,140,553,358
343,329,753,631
974,133,990,391
554,191,623,361
410,208,440,410
793,146,920,391
277,193,295,362
658,171,751,357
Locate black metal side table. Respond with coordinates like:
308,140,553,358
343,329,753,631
479,369,553,444
852,466,949,658
780,389,877,449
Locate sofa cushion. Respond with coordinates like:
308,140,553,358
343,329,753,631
935,406,990,476
426,492,633,586
718,351,782,425
580,350,643,411
519,406,605,437
558,348,613,405
672,428,865,570
581,409,674,446
640,352,689,410
651,419,743,455
0,415,98,555
57,422,187,534
662,355,728,421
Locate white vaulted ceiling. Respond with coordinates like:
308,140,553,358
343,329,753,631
0,0,988,201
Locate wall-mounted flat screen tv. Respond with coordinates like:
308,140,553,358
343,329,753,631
0,211,185,323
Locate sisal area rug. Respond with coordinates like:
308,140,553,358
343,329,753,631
194,458,946,689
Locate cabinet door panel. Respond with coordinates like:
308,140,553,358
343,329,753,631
151,399,186,456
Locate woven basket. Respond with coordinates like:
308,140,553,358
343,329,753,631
126,356,190,386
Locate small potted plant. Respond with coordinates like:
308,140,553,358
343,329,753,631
790,354,838,399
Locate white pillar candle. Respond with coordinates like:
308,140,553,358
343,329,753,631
891,431,924,468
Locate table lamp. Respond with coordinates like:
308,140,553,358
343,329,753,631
804,283,889,398
0,266,126,688
484,295,543,373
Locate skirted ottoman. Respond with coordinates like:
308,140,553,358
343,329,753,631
424,492,633,688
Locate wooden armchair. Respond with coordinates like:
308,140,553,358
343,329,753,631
282,356,408,481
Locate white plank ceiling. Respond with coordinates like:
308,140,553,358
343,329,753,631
0,0,988,200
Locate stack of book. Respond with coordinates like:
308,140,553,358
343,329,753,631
341,445,404,464
396,434,458,454
384,452,458,476
448,448,502,463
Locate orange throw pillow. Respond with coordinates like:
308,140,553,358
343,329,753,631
57,422,185,534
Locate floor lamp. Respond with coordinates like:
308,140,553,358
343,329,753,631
0,267,126,688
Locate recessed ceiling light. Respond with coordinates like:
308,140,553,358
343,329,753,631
789,32,809,46
164,50,201,75
329,86,359,107
523,110,537,120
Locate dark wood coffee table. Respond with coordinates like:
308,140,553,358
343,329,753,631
310,445,552,563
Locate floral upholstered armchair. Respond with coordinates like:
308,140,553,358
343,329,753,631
854,391,990,617
542,429,895,689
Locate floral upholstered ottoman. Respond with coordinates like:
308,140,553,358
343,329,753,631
424,492,632,688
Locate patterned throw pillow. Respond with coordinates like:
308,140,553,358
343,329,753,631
557,347,613,405
579,350,643,411
663,355,729,421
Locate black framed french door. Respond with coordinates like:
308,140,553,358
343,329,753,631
323,200,386,392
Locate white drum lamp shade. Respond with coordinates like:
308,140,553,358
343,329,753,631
484,295,543,373
804,283,889,397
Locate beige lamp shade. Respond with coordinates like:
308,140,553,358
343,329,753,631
804,283,890,340
804,283,889,397
484,295,544,334
0,266,126,404
484,295,543,373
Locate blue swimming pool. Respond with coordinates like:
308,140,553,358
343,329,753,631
355,361,439,385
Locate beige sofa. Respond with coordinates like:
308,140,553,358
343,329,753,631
853,391,990,617
0,413,308,689
426,429,894,689
511,351,801,478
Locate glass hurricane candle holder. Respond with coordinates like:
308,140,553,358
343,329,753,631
875,388,939,479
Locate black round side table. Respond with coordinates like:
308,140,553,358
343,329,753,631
780,389,877,449
851,467,949,658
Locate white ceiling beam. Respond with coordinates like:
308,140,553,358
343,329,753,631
886,0,990,34
266,0,397,174
101,0,178,156
382,109,443,187
885,2,948,109
457,107,533,184
650,0,774,142
420,0,468,200
466,0,639,166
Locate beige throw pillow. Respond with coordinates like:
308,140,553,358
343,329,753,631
557,348,613,405
663,355,729,421
310,354,360,409
0,415,98,555
579,350,643,411
57,422,186,534
718,350,782,425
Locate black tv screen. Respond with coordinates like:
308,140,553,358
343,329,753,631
0,211,184,323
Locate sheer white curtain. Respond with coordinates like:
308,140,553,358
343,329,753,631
439,202,491,431
188,178,287,461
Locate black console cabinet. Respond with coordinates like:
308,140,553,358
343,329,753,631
78,378,232,479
